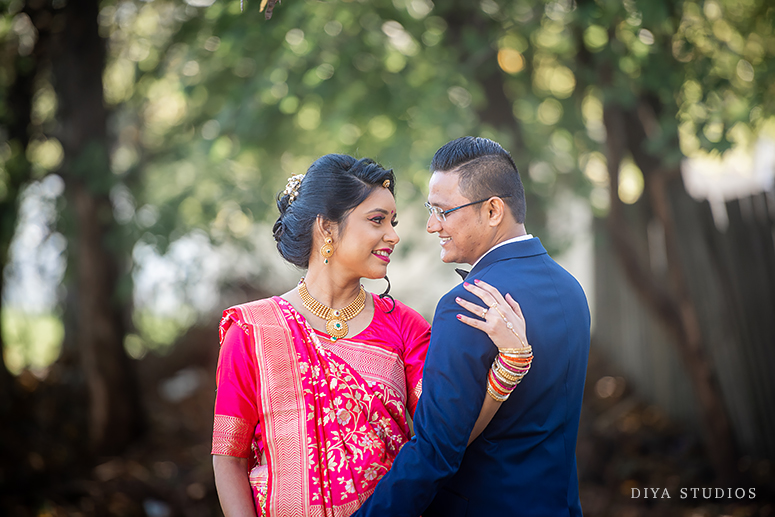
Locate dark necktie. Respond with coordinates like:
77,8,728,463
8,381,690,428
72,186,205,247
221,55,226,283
455,268,469,281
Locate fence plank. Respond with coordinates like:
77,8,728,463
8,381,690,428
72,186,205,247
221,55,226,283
593,188,775,460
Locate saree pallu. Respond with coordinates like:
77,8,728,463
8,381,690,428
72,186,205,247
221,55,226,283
213,296,426,516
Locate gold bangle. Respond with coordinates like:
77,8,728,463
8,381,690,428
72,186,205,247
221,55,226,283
499,345,532,354
493,361,521,383
489,366,517,391
487,385,510,402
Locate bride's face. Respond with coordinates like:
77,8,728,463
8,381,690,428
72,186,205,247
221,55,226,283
330,188,400,280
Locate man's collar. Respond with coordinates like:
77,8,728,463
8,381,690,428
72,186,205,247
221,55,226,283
462,236,546,279
470,234,534,270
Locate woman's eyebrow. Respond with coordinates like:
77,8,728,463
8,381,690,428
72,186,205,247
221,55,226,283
366,208,391,215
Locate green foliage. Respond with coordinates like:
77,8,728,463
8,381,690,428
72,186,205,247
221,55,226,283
103,0,514,250
128,308,196,357
1,0,774,318
92,0,773,257
1,309,63,374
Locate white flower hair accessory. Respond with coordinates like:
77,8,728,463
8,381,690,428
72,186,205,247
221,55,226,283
283,174,305,204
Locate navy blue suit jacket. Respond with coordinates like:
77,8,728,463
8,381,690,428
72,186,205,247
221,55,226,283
352,238,590,517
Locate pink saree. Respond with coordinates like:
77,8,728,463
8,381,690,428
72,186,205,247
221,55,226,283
212,295,429,516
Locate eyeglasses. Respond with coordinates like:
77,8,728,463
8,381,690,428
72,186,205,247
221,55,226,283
424,195,512,222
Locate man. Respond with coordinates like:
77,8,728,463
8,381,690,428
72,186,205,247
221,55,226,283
352,137,590,516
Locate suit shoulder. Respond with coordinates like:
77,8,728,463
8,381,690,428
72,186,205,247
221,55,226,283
434,283,470,312
542,256,587,294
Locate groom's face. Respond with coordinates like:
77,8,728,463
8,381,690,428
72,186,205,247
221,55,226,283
426,171,491,265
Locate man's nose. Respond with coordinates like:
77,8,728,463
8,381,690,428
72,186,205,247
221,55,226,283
426,214,441,234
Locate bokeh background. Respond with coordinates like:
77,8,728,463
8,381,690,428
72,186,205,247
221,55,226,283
1,0,774,515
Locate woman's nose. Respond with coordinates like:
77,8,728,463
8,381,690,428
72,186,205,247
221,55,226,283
385,225,400,244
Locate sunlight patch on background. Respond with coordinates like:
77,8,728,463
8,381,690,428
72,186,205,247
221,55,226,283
618,158,644,205
498,49,525,75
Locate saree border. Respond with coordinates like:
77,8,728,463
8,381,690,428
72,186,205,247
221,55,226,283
238,299,310,517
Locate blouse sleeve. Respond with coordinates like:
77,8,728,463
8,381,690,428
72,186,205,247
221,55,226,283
211,315,260,458
399,304,431,417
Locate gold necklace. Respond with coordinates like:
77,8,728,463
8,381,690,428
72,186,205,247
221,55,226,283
297,278,366,341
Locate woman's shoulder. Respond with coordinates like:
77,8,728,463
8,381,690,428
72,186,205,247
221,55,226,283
222,296,284,325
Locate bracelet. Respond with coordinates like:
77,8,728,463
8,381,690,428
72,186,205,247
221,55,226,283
487,385,510,402
494,358,523,380
499,346,532,355
488,357,530,394
487,340,534,402
490,305,526,348
496,367,521,384
498,355,532,373
488,378,510,399
498,353,532,367
497,360,530,378
490,368,515,390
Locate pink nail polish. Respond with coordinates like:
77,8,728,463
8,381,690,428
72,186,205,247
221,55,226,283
474,279,480,284
455,297,461,302
456,314,462,319
463,282,469,287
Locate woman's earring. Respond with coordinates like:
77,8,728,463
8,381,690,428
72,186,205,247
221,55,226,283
378,275,396,313
320,238,334,264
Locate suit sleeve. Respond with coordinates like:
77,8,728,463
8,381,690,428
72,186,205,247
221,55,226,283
353,289,497,517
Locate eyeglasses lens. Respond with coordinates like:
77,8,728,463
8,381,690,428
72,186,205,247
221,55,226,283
424,203,445,222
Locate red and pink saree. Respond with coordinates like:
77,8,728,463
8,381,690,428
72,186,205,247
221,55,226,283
212,295,429,516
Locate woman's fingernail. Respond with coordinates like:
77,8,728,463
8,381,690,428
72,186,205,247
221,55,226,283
463,282,470,287
455,297,461,302
456,314,462,319
474,279,480,284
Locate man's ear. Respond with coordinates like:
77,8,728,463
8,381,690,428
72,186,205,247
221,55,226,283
486,197,506,227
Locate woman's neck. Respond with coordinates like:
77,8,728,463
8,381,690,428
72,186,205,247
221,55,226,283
302,267,362,308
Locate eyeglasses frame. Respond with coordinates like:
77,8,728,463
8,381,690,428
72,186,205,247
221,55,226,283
424,195,513,222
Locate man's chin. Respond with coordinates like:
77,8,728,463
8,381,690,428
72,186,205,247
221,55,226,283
439,251,457,264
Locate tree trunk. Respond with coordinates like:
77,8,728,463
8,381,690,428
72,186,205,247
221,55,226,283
51,0,143,455
602,103,738,482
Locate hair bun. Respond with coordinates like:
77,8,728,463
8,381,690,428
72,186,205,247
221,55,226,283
272,217,284,242
276,191,292,216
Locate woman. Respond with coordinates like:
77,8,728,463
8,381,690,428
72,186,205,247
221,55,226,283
211,155,530,516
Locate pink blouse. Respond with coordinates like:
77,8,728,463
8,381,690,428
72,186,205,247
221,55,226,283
212,293,430,478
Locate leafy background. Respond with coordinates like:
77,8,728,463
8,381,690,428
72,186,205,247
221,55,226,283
1,0,774,515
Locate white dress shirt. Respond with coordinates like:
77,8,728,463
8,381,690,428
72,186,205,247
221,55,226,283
470,234,534,270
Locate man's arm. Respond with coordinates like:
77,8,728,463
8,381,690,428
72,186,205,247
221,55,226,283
353,289,497,517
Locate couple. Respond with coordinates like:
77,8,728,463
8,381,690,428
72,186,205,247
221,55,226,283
211,137,591,516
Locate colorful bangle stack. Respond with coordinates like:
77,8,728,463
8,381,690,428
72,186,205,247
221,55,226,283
486,345,533,402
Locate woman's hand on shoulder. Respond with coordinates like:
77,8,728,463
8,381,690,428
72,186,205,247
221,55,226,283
454,279,528,351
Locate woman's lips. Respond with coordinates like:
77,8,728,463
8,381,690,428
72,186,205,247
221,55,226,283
373,249,392,262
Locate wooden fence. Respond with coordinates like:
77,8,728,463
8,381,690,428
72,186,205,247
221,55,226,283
593,188,775,460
